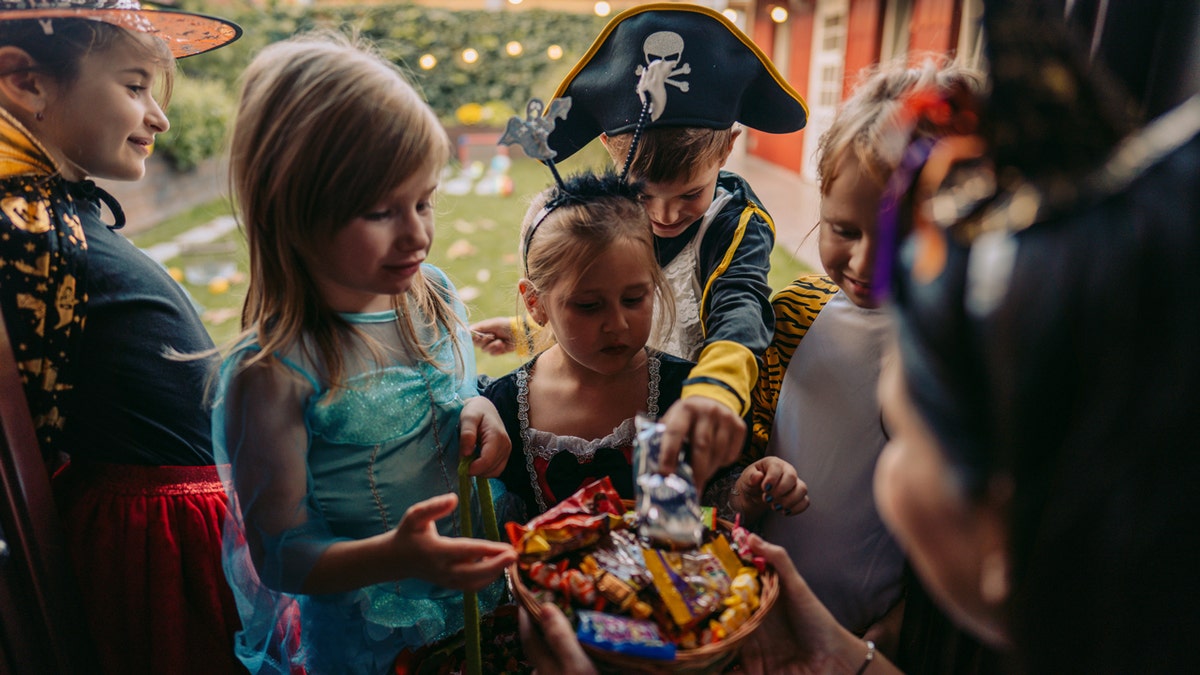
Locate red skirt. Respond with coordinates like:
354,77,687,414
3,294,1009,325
54,461,246,675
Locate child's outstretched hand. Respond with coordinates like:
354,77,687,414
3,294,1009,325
459,396,511,478
470,317,516,355
392,493,517,592
658,395,746,491
732,457,810,521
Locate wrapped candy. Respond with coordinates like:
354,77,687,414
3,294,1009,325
588,529,653,589
633,415,704,550
703,534,744,578
710,567,761,639
642,548,725,630
506,477,625,561
512,478,772,658
576,610,676,661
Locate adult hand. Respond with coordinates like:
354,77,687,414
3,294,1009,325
471,317,516,356
737,534,902,675
658,395,746,491
518,603,598,675
459,396,511,478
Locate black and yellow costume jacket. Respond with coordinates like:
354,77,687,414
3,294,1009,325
659,170,776,417
0,108,87,463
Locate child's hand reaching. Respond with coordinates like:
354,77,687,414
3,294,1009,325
732,457,810,522
392,493,518,592
658,395,747,491
470,317,516,356
459,396,511,478
302,492,517,594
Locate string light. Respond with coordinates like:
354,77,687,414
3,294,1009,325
546,44,563,60
594,1,611,17
461,47,479,64
722,9,739,23
419,53,437,70
506,40,523,56
770,5,789,23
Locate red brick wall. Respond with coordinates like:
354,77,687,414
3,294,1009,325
844,0,885,95
910,0,962,53
747,4,813,172
747,0,963,174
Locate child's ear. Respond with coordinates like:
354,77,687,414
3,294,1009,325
721,126,742,164
518,279,547,325
0,47,51,121
598,132,622,165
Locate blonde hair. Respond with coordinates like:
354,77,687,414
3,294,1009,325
521,171,674,350
228,31,459,389
816,55,985,195
604,126,734,183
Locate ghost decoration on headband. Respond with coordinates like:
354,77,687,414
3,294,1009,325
500,97,572,162
498,97,573,189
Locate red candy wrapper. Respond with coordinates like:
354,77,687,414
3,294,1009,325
506,477,624,561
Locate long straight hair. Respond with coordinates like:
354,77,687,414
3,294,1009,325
228,31,459,388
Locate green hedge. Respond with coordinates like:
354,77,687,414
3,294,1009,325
157,2,606,171
157,77,236,171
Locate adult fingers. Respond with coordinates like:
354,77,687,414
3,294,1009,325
538,604,597,674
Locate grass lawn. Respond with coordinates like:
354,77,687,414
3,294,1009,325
132,152,812,378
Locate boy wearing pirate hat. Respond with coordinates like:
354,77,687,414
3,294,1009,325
473,3,807,487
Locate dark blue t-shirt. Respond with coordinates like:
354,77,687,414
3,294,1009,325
61,184,217,466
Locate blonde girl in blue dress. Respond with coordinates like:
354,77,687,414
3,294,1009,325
212,32,516,674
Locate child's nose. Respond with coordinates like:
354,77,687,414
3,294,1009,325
849,237,875,276
147,100,169,133
645,199,677,225
397,219,431,249
604,306,630,332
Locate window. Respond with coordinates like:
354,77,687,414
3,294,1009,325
802,0,849,180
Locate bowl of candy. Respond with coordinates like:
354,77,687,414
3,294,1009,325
505,419,777,673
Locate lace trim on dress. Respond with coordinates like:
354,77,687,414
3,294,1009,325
517,350,662,513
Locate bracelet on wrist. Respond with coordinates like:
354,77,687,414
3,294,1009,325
855,639,876,675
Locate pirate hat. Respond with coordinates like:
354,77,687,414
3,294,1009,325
546,2,808,160
0,0,241,58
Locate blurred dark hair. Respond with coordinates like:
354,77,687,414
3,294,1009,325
890,1,1200,670
893,70,1200,675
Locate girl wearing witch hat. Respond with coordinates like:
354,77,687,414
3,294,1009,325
0,2,242,672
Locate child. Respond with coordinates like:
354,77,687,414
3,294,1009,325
482,170,691,513
0,4,242,673
481,168,808,521
473,4,808,487
747,58,985,659
214,32,516,674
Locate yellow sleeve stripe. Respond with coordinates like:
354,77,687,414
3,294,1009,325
699,201,772,331
683,340,757,416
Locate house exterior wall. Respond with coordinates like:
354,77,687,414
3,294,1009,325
746,0,963,174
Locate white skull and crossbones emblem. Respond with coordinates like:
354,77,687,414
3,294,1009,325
634,31,691,121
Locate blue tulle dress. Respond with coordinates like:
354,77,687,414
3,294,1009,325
212,267,506,674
